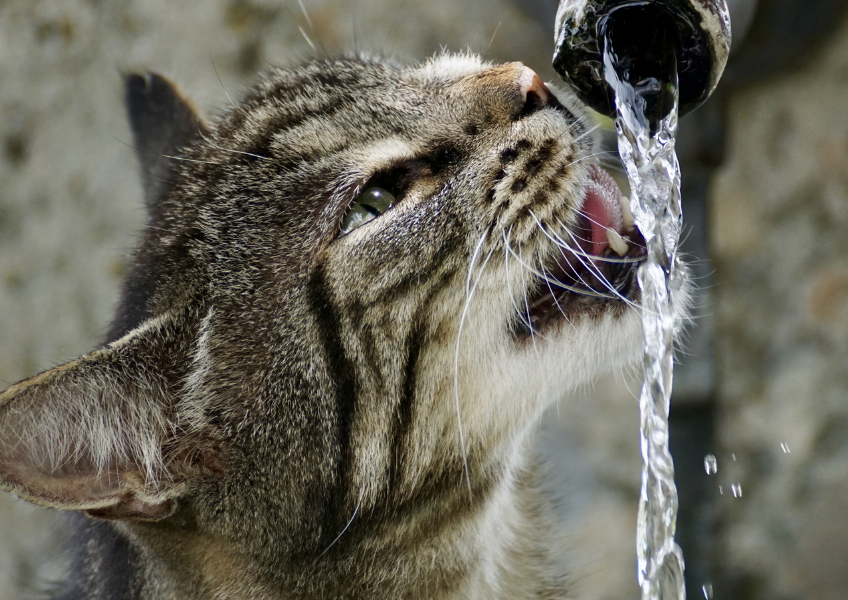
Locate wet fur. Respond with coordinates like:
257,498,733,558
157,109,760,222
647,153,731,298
0,53,674,599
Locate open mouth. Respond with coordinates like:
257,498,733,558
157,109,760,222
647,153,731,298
519,165,646,335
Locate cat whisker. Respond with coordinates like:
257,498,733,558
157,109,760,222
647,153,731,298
464,229,488,298
501,227,534,334
317,486,365,559
561,228,642,309
517,239,546,351
567,209,646,251
484,22,502,61
557,209,645,253
540,260,575,333
530,211,642,266
555,224,660,319
209,49,241,114
536,212,637,305
540,224,625,302
454,229,493,500
598,156,625,169
554,148,613,176
504,244,618,300
199,131,272,162
113,137,226,167
583,148,621,158
297,0,314,30
571,122,602,145
563,250,645,265
501,228,521,329
525,256,569,343
298,26,318,52
159,154,225,166
282,2,328,56
539,224,644,308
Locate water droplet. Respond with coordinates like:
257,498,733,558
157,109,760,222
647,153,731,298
702,582,714,599
780,442,791,454
731,483,742,498
704,454,718,475
718,485,723,495
731,453,737,461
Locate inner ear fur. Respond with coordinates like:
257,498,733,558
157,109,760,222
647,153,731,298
0,314,220,521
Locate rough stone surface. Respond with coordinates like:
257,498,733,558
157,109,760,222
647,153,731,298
711,14,848,600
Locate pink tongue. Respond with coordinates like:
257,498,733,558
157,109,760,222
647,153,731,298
582,185,613,256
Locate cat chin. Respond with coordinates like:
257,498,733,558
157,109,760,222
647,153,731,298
506,306,644,405
453,261,692,443
526,256,692,383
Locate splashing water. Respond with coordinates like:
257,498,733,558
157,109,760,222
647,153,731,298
601,13,687,600
704,454,718,475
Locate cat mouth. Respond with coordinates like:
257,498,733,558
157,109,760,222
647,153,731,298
518,165,646,336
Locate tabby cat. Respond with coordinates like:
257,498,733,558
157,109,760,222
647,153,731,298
0,53,682,599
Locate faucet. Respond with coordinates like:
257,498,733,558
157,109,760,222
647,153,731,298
552,0,732,118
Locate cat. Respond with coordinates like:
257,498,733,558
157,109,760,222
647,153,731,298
0,52,677,599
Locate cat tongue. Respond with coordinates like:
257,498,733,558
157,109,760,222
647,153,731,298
581,165,625,256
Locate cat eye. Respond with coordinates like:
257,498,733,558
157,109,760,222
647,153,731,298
340,186,396,234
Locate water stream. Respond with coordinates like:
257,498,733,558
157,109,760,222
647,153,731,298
602,13,687,600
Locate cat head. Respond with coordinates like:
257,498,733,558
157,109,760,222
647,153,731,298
0,53,651,571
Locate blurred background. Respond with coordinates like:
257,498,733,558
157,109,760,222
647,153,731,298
1,0,847,598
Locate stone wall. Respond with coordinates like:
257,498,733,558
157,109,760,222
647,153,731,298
711,15,848,600
1,1,846,599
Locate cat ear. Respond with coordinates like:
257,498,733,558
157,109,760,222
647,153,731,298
125,72,209,210
0,314,221,521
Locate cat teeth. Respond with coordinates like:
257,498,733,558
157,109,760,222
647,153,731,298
606,229,629,257
620,194,635,230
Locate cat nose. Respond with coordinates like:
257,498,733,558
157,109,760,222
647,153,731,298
516,66,556,117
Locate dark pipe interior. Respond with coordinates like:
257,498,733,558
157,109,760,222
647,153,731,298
600,5,681,132
553,0,715,118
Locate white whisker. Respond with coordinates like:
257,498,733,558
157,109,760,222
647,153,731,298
504,244,617,300
453,229,494,500
209,50,240,114
561,227,642,309
571,209,646,251
532,210,642,268
502,227,532,333
199,131,272,162
465,232,489,297
519,241,548,349
318,486,365,558
298,25,317,52
297,0,314,30
484,22,502,60
160,154,223,166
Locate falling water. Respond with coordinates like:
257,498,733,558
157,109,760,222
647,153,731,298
601,13,687,600
704,454,718,475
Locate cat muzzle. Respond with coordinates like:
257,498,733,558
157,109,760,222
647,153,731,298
522,164,646,334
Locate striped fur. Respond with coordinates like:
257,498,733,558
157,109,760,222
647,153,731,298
0,53,671,599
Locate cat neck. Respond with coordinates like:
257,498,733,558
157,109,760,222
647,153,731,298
66,433,569,600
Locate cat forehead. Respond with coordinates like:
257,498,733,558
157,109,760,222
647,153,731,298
203,54,523,174
253,53,491,106
407,52,492,84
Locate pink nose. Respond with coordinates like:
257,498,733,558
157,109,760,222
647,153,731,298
516,66,554,114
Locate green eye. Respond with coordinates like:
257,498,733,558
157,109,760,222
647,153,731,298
340,186,396,234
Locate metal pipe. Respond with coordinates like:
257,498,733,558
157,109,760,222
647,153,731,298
552,0,731,117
